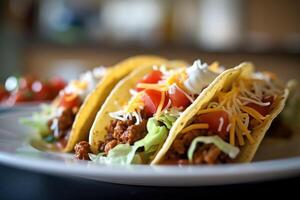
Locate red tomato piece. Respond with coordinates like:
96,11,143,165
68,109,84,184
0,85,9,101
136,70,163,91
246,96,274,116
50,77,66,92
142,89,168,116
197,111,229,138
59,93,81,109
18,75,36,90
168,85,191,109
31,81,56,101
9,89,34,103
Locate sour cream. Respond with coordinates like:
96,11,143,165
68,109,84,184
184,60,218,95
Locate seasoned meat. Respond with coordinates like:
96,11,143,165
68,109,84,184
172,139,185,155
104,139,118,154
162,129,231,165
112,120,135,142
165,130,205,160
101,118,148,154
193,144,222,164
120,120,147,144
48,108,76,139
74,141,90,160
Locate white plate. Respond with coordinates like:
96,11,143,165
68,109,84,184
0,109,300,186
0,102,48,112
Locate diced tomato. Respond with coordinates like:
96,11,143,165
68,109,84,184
168,85,191,109
59,93,81,109
246,96,274,116
136,70,163,91
197,111,229,138
142,89,169,116
50,77,66,92
32,81,56,101
18,75,36,90
9,89,34,103
0,85,9,101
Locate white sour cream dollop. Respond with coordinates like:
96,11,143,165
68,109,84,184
184,60,219,95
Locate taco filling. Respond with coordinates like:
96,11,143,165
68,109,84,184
89,60,224,164
161,72,284,165
22,67,107,148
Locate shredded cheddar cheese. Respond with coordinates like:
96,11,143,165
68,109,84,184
181,75,282,151
64,93,78,101
236,117,249,134
236,126,245,146
244,131,255,144
240,105,265,122
209,61,220,73
229,117,236,145
197,107,224,115
72,80,88,90
155,91,166,118
124,91,144,113
165,69,188,92
263,71,277,80
181,123,209,134
136,83,168,91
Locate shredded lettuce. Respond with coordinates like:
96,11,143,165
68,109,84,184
89,145,141,164
187,135,240,162
90,115,176,164
158,114,177,129
20,104,55,137
136,118,168,154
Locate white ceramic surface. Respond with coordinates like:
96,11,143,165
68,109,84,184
0,109,300,186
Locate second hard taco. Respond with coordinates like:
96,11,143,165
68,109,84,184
88,59,229,164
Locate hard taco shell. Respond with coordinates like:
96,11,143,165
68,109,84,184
88,60,188,154
151,62,289,164
63,55,174,152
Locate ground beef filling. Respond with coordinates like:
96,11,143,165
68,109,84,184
47,108,76,140
100,118,148,154
74,141,90,160
162,129,232,165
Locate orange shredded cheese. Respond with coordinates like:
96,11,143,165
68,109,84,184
241,105,265,123
197,108,224,115
136,83,168,91
181,123,209,134
155,91,166,118
229,117,236,145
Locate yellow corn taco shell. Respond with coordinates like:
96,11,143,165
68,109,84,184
63,55,173,152
89,60,188,154
151,62,289,164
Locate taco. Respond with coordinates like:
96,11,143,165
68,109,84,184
88,59,229,164
22,55,171,152
152,63,289,165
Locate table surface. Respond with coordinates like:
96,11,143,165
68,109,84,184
0,163,299,200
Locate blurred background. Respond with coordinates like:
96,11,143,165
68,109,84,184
0,0,300,82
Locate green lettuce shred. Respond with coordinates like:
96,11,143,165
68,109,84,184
20,104,55,137
157,114,177,129
90,113,178,165
89,145,140,164
187,135,240,162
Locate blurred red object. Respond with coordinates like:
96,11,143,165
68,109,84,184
1,75,67,106
0,85,9,102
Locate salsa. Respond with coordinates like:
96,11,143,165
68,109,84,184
1,75,66,106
